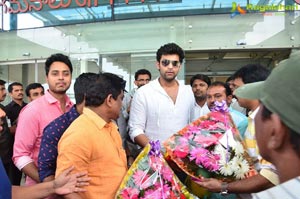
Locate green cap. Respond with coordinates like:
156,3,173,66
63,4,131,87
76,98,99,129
234,51,300,133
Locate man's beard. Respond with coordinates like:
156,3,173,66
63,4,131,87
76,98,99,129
196,95,206,101
52,87,69,95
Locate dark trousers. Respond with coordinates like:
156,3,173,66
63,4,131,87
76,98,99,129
6,161,22,185
8,162,22,185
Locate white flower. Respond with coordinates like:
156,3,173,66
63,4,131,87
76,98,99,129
219,160,234,176
233,142,244,156
238,159,250,178
215,142,249,178
231,156,250,179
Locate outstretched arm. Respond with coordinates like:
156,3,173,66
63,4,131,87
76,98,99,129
12,166,89,199
194,173,274,194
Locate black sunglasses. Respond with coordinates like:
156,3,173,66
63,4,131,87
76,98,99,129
161,59,180,68
120,80,127,91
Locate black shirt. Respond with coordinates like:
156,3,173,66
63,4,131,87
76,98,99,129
5,101,27,125
0,104,13,164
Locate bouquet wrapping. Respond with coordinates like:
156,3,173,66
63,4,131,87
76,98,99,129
163,101,256,182
116,140,197,199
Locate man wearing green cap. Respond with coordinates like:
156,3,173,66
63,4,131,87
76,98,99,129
233,51,300,198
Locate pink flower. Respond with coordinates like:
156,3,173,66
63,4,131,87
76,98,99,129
120,187,139,199
142,188,162,199
173,149,189,158
143,184,170,199
199,120,217,130
187,125,200,134
183,131,193,139
149,156,163,170
173,137,189,158
189,147,209,165
193,134,218,147
161,165,173,181
201,153,220,171
189,148,220,171
133,170,149,188
161,184,172,197
210,111,230,125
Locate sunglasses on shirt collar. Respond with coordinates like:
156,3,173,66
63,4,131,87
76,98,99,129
120,80,127,92
161,59,181,68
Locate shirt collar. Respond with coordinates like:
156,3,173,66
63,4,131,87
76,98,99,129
248,106,260,119
9,100,26,107
152,78,182,93
194,101,208,108
82,107,117,131
44,90,72,107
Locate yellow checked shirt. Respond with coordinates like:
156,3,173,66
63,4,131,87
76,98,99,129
244,107,279,185
56,107,127,199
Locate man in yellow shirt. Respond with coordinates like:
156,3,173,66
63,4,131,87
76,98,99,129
56,73,127,199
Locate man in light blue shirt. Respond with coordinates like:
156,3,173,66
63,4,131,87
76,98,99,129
207,81,248,138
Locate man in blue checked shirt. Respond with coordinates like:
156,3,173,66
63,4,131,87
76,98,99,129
38,72,98,182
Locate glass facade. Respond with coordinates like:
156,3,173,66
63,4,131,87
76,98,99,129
1,0,299,30
0,0,299,102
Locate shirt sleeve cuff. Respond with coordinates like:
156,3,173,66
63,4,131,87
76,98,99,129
15,156,34,171
129,129,144,142
260,168,279,185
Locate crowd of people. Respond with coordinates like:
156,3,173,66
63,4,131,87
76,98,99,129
0,43,299,198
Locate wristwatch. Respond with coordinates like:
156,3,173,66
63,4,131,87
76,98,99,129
220,182,229,195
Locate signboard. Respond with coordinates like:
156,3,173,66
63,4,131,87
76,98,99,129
0,0,146,14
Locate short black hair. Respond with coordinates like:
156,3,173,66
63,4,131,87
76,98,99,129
85,72,126,107
0,79,6,86
74,73,99,104
134,69,152,81
232,64,270,84
156,43,185,63
226,75,234,83
8,82,23,93
190,74,211,87
45,53,73,76
209,81,232,96
25,83,44,97
261,104,300,156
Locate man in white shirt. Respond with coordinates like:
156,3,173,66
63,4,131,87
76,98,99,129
189,74,211,122
128,43,194,147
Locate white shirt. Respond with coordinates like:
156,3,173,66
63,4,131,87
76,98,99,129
189,101,210,122
128,78,195,144
252,177,300,199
